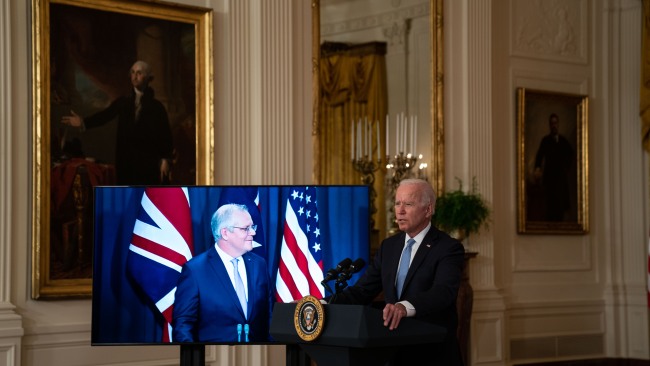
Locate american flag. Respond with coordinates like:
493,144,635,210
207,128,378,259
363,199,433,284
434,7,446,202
127,187,194,342
275,187,325,302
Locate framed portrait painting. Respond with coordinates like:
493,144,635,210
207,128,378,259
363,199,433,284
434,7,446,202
516,88,589,235
31,0,214,299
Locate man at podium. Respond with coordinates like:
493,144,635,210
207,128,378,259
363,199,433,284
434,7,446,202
329,179,465,366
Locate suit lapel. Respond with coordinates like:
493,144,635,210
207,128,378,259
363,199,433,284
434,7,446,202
402,229,438,293
409,229,436,271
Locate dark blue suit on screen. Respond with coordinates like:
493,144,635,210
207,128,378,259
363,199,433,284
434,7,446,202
171,246,273,343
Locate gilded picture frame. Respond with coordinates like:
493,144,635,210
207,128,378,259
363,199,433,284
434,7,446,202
516,88,588,234
31,0,214,299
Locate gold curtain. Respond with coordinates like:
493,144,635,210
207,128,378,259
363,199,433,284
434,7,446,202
316,41,389,245
641,0,650,152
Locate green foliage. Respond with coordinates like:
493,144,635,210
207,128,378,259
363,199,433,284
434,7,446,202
431,177,490,237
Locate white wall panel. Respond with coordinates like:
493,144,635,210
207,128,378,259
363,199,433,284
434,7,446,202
473,312,505,365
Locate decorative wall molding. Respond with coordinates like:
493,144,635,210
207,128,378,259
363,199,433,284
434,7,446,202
382,20,409,46
472,312,505,364
511,0,588,64
259,0,295,184
0,0,23,364
0,343,18,366
321,3,428,37
508,304,605,362
466,0,495,290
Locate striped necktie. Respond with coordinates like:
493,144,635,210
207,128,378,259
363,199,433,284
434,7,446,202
396,238,416,298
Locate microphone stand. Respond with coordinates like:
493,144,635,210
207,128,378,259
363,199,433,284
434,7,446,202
334,278,349,294
322,276,350,304
322,281,334,298
323,258,365,304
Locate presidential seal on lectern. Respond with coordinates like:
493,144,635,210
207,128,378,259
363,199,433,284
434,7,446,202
293,295,324,341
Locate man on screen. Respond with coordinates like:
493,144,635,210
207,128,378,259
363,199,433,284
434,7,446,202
172,204,273,342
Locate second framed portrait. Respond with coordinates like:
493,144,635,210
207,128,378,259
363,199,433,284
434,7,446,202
516,88,589,235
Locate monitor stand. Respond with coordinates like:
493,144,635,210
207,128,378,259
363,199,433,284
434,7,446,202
180,344,205,366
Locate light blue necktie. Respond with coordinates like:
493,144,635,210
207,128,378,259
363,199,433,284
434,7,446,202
231,258,247,319
396,238,416,298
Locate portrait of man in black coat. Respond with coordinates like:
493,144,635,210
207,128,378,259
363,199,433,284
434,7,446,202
61,60,173,185
532,113,575,222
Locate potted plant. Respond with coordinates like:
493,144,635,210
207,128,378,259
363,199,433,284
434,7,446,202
431,177,490,241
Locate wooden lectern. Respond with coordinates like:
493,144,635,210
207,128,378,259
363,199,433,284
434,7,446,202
270,303,446,366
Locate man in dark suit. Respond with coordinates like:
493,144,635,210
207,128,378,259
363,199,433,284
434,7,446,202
329,178,465,366
60,60,173,185
172,204,273,343
533,112,574,221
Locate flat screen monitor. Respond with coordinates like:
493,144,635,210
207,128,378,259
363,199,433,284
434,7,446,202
91,185,370,345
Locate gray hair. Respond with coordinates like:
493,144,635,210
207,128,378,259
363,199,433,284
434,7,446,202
211,203,250,241
398,178,436,207
131,60,152,79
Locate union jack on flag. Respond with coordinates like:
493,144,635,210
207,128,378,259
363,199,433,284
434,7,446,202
127,187,194,342
275,186,324,302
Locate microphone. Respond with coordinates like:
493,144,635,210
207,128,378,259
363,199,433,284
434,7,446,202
336,258,366,284
321,258,352,284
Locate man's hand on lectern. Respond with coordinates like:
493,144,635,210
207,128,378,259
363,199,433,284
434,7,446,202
382,303,407,330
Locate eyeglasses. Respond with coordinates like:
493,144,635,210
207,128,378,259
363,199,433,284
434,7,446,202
232,225,257,233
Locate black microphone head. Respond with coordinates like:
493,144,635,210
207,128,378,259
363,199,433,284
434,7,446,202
336,258,352,271
349,258,366,273
335,258,367,284
322,258,353,284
